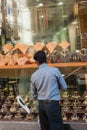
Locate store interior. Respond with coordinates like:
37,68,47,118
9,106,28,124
0,0,87,124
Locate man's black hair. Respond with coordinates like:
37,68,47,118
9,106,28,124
34,50,46,64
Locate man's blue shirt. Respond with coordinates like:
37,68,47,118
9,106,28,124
31,63,67,101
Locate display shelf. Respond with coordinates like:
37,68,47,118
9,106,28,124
49,62,87,67
0,62,87,77
0,62,87,69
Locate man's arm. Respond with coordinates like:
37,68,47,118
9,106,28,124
30,79,38,99
57,69,67,90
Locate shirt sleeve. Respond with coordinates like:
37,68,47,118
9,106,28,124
30,76,38,99
56,69,67,90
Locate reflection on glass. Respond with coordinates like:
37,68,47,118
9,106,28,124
2,0,80,52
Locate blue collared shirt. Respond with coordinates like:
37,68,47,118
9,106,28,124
30,63,67,101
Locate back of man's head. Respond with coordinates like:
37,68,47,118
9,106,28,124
34,50,46,64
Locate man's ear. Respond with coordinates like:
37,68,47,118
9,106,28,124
36,61,40,66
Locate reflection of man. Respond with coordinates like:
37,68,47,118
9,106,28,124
31,50,67,130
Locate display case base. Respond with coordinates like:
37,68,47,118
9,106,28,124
0,121,87,130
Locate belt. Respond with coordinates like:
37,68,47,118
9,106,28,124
39,100,58,103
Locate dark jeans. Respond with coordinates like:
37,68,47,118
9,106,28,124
39,101,64,130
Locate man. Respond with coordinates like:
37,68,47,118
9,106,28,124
30,50,67,130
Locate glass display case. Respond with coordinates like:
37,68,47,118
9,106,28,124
0,64,87,123
0,2,87,130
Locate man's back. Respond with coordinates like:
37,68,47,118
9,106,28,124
31,63,67,100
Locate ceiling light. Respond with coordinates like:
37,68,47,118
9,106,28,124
40,15,44,18
72,21,78,25
63,15,68,18
38,3,43,7
58,2,63,6
62,28,67,30
6,16,8,19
